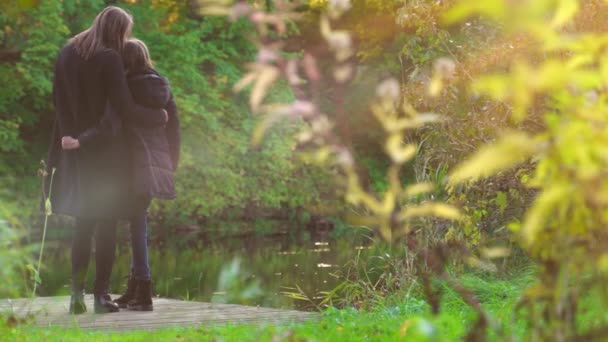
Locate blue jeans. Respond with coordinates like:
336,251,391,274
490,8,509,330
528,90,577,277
130,198,151,280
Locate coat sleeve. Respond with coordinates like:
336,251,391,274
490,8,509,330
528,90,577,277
101,50,166,127
77,104,121,149
165,92,181,171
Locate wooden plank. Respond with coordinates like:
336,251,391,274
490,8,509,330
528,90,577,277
40,311,313,324
44,317,313,332
34,310,313,325
4,305,311,321
34,316,314,331
0,295,317,331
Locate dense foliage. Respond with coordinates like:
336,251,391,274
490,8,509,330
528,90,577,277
446,0,608,339
204,0,608,339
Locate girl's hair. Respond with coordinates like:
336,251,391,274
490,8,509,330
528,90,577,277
123,38,154,72
70,6,133,60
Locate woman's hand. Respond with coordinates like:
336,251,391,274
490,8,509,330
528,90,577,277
61,136,80,150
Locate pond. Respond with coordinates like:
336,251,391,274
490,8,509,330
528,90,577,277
35,227,382,311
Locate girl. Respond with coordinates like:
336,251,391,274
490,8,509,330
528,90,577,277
112,39,181,311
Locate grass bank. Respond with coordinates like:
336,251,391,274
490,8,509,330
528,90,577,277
1,271,533,341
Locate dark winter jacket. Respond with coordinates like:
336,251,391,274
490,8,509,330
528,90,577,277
81,68,180,199
45,44,167,219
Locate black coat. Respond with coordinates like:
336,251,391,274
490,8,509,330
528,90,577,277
129,69,180,199
93,68,181,199
46,44,167,219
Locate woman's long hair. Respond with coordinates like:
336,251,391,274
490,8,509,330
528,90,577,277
123,38,154,73
70,6,133,60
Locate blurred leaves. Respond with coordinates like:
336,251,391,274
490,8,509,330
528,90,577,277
198,0,461,244
0,219,31,297
211,258,264,305
445,0,580,31
520,184,570,245
447,0,608,339
235,64,280,112
449,132,538,185
385,135,417,165
399,203,462,222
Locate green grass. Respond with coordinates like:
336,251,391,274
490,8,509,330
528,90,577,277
1,271,534,341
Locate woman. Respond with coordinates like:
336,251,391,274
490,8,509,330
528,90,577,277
83,38,181,311
46,7,167,314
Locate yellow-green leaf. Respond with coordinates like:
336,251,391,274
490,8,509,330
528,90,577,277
405,183,434,197
399,203,461,221
233,71,257,93
480,247,511,259
449,132,538,185
551,0,579,28
428,76,443,97
251,110,288,146
443,2,506,24
250,66,279,112
521,185,570,245
385,134,417,164
45,198,52,216
198,6,231,16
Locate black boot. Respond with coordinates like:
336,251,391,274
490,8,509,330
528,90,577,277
94,293,120,313
69,290,87,315
113,276,137,309
127,279,153,311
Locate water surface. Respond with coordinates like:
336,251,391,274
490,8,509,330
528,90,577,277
37,228,377,310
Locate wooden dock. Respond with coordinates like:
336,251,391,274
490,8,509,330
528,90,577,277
0,295,317,331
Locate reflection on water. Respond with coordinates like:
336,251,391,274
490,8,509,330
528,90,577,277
37,230,377,310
